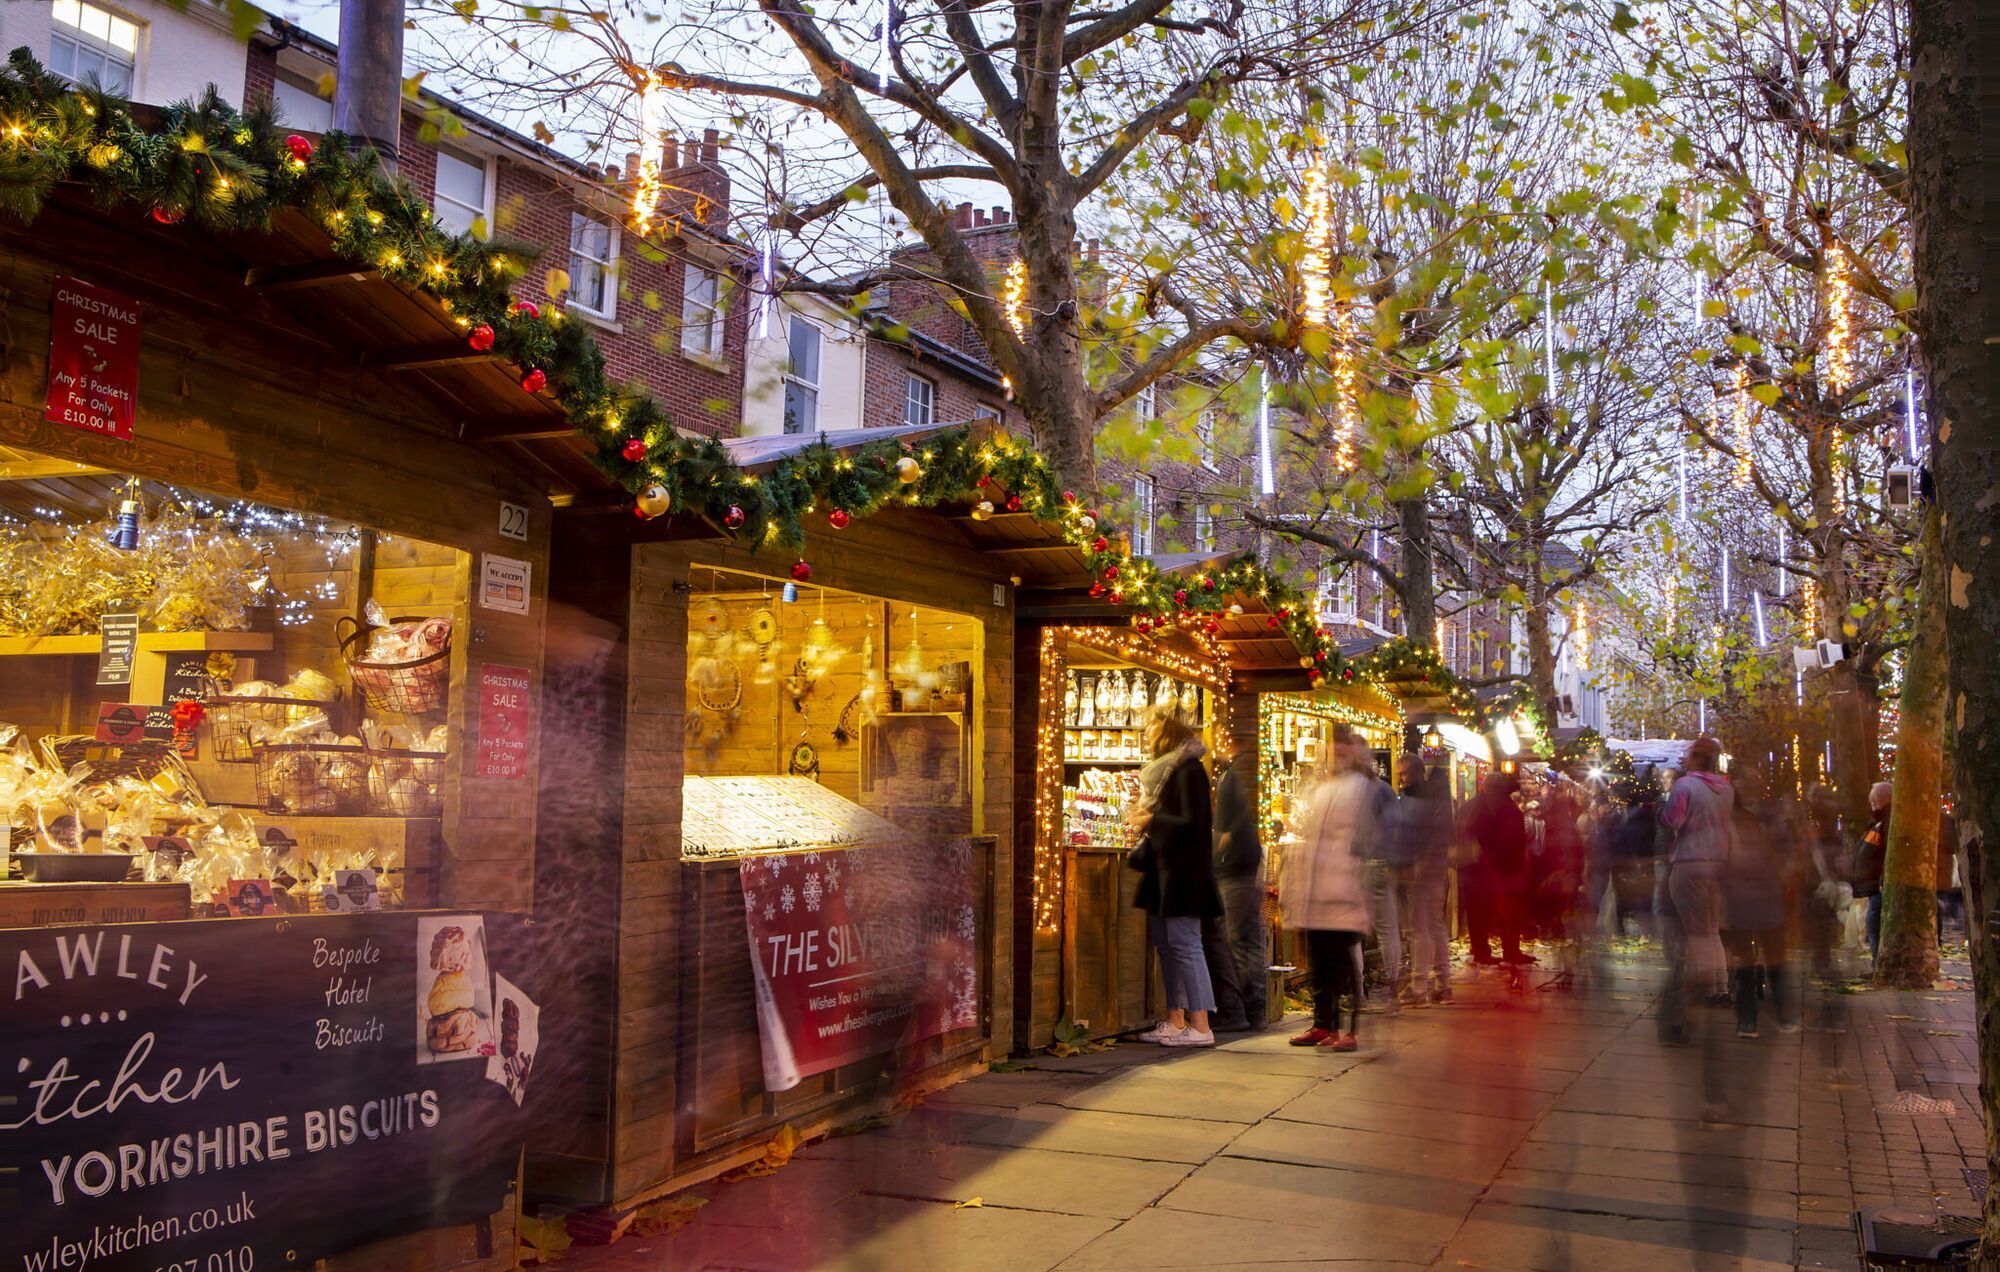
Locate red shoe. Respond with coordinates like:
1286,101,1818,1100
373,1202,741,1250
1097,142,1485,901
1289,1026,1335,1047
1319,1032,1359,1052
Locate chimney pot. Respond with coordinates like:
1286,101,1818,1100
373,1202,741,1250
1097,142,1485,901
702,127,720,165
955,201,974,229
625,151,641,178
663,137,679,168
993,206,1008,223
974,209,988,227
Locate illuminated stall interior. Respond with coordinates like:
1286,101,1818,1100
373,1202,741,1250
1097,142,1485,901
0,450,470,916
678,564,980,855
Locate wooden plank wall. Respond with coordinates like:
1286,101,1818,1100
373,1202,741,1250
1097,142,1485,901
606,506,1016,1204
0,218,552,918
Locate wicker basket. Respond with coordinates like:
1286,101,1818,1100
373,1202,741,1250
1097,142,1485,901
336,614,451,715
39,736,202,802
366,749,444,817
252,742,373,815
207,694,339,763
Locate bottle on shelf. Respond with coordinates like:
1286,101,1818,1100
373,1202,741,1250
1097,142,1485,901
1064,677,1078,727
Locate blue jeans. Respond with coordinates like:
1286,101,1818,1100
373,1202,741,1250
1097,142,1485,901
1151,914,1216,1013
1866,892,1882,962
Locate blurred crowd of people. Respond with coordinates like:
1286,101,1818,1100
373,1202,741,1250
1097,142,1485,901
1120,708,1962,1053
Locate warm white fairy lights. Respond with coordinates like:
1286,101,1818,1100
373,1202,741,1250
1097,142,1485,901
1573,597,1591,672
1331,299,1359,470
629,70,668,233
1002,259,1028,338
1823,243,1855,394
1731,362,1754,488
1300,162,1333,329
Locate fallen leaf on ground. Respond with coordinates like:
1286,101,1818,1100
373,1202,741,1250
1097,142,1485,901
955,1197,984,1209
721,1124,805,1180
519,1214,573,1264
630,1196,707,1238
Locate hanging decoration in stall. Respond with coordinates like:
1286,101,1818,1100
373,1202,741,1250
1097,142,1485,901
0,60,1351,678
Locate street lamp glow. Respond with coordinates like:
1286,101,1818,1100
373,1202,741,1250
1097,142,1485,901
1493,718,1521,757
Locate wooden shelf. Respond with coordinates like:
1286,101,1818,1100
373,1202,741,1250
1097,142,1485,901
1063,757,1146,767
0,631,274,657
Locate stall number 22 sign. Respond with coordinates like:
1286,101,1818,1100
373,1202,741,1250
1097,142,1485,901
498,500,531,542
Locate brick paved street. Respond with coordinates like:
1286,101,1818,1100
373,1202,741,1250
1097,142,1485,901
562,949,1987,1270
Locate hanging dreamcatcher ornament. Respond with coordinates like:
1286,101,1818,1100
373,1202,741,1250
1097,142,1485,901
788,738,821,779
746,605,781,685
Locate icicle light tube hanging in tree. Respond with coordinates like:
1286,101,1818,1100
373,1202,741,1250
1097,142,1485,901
1331,299,1359,470
1301,162,1333,330
1256,365,1276,496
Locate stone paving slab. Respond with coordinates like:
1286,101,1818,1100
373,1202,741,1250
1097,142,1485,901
795,1137,1193,1218
1505,1137,1799,1188
1272,1082,1535,1144
644,1195,1117,1271
1053,1204,1441,1268
1223,1115,1523,1183
1356,1054,1579,1093
1486,1165,1800,1228
1440,1203,1798,1271
1156,1153,1483,1233
936,1102,1245,1164
1048,1066,1318,1124
1528,1108,1800,1162
1304,1070,1562,1121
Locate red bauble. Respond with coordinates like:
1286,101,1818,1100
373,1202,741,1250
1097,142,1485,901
1173,589,1189,607
1265,615,1281,630
724,505,746,528
1109,590,1124,605
1136,616,1152,631
1103,565,1119,580
1420,672,1432,683
468,324,496,352
828,508,851,529
1091,536,1110,553
1201,575,1217,591
284,134,314,162
790,560,813,582
1314,649,1327,662
1277,607,1291,619
150,207,183,225
1062,491,1076,503
509,300,540,320
633,506,647,519
521,368,547,394
1005,494,1023,513
1204,619,1220,635
621,438,648,462
1088,583,1106,599
1341,668,1355,682
975,474,990,488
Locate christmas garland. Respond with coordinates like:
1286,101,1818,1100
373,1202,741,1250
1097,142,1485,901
1347,637,1548,735
0,56,1368,686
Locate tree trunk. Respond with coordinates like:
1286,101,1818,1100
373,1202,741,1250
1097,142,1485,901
1909,0,2000,1259
1874,502,1946,988
1397,493,1436,649
1011,192,1096,493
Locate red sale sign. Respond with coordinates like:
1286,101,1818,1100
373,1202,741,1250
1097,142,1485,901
476,663,532,779
45,275,141,439
739,839,979,1092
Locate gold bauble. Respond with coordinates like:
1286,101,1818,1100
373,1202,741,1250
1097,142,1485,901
636,485,672,518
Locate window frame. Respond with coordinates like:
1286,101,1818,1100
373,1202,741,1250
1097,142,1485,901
679,262,727,358
1195,409,1218,470
782,314,822,435
903,374,936,428
1132,474,1156,555
432,143,494,239
50,0,139,96
568,211,621,321
1193,502,1213,551
270,70,332,133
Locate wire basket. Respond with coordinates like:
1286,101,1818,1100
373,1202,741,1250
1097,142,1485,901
252,742,373,815
39,736,202,802
206,694,339,763
366,749,444,817
336,614,452,716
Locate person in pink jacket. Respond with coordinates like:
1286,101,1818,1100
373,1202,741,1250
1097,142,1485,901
1278,724,1385,1052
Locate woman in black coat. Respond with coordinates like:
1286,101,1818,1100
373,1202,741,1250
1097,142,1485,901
1130,710,1223,1047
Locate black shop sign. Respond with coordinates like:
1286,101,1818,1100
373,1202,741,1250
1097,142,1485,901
1,913,538,1271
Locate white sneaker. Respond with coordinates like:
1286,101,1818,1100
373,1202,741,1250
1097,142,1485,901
1161,1027,1215,1047
1138,1022,1177,1042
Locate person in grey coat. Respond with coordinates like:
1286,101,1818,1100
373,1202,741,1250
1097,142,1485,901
1212,747,1266,1027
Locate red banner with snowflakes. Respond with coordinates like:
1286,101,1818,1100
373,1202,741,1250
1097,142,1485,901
738,838,979,1092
